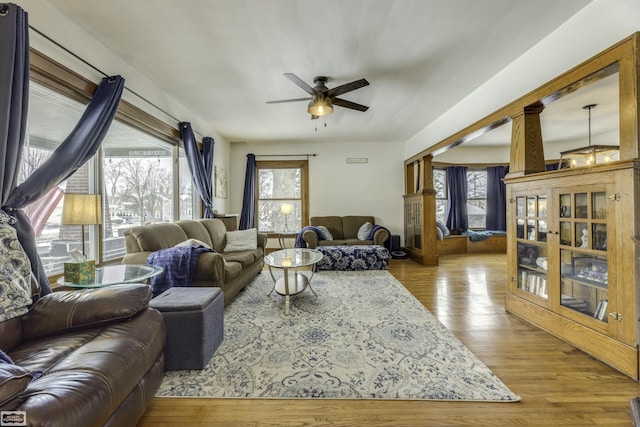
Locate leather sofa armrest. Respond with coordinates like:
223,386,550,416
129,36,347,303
0,364,33,410
193,252,225,286
21,284,153,340
372,228,390,246
257,233,268,249
302,230,318,248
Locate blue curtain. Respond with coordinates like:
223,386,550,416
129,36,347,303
0,5,125,295
445,166,468,233
486,166,507,231
239,154,256,230
179,122,214,218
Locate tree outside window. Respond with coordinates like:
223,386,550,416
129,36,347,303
433,168,447,223
467,170,487,229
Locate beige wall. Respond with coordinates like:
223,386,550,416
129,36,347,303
229,140,404,241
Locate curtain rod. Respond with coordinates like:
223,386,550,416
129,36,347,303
28,25,205,139
256,154,317,158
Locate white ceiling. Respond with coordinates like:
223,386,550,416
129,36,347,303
38,0,596,147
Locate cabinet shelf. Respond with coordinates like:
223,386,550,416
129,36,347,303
563,274,608,289
518,264,547,275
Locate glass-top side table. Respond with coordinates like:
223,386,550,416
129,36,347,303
264,248,323,314
57,264,164,288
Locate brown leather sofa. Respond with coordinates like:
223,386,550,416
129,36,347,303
0,283,165,427
302,215,390,248
122,218,266,304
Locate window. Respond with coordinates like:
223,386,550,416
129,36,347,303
433,168,447,223
22,51,197,276
101,124,183,261
256,160,308,233
21,82,89,275
178,148,197,220
433,167,487,229
467,170,487,229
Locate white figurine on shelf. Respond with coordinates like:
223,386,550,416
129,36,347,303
580,229,589,248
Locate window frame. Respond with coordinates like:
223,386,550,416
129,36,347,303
28,48,195,278
255,159,309,236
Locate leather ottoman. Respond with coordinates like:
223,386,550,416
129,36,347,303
150,287,224,370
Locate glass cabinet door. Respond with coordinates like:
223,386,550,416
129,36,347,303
515,194,548,300
558,190,608,321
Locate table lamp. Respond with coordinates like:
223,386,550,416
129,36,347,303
281,203,292,233
61,193,102,257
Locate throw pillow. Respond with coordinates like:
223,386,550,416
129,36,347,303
224,228,258,252
316,226,333,240
436,220,450,238
0,220,32,323
357,221,373,240
174,238,211,249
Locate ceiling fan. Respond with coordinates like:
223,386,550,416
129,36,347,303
267,73,369,119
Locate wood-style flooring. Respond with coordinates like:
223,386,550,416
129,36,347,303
138,253,639,426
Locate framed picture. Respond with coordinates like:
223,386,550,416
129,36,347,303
214,165,227,199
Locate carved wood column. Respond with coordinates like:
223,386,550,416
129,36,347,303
509,102,546,177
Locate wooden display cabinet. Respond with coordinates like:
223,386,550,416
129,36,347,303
505,163,638,378
403,155,438,265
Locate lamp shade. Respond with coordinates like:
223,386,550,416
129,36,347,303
62,194,102,225
280,203,292,215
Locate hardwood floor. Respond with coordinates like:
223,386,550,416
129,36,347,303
138,254,639,426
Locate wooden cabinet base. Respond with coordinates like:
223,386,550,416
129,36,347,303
405,248,438,266
506,293,639,380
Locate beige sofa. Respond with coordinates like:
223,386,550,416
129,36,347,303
302,215,390,249
123,219,266,304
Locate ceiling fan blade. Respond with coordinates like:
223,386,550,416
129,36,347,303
283,73,315,95
327,78,369,97
266,97,312,104
332,97,369,112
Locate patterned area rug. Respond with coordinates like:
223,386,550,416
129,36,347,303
156,270,520,401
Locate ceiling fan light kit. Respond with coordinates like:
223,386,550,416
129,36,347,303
267,73,369,119
307,94,333,116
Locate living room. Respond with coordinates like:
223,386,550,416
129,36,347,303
3,0,640,426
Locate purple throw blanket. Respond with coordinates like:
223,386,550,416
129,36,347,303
147,245,213,297
295,226,325,248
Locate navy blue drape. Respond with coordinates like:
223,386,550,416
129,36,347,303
4,75,124,296
0,6,124,296
180,122,214,218
239,154,256,230
486,166,507,231
445,166,468,233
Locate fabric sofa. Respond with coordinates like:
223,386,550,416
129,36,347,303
123,218,266,304
0,283,165,427
301,215,390,249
